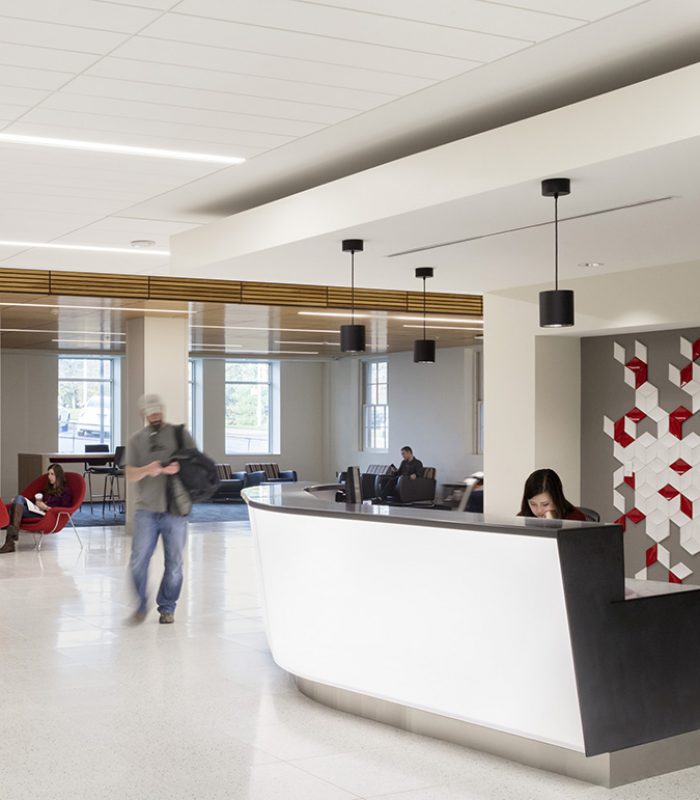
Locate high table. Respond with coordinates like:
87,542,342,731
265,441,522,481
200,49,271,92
244,482,700,787
18,452,114,490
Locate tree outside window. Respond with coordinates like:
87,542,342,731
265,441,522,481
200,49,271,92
225,361,271,454
58,357,115,452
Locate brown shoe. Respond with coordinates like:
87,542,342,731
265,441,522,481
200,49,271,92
159,612,175,624
0,536,16,554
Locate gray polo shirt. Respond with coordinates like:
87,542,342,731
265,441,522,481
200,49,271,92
126,422,196,512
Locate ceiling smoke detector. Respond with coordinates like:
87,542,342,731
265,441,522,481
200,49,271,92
130,239,156,249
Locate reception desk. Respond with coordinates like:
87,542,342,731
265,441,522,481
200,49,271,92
245,482,700,787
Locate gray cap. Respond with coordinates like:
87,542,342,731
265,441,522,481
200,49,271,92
138,393,164,416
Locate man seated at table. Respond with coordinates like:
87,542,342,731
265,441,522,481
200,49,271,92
375,446,424,501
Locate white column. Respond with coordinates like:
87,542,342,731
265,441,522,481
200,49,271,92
484,293,580,516
124,316,189,530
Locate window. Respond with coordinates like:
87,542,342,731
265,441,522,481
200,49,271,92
58,357,118,452
225,361,273,454
363,359,388,451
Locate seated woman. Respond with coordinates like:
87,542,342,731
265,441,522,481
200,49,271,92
0,464,73,553
518,468,586,521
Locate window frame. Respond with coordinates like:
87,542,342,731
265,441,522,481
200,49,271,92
58,355,120,452
362,358,389,452
224,359,276,456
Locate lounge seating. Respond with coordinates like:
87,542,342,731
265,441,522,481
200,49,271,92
391,467,437,505
11,472,86,550
245,463,297,483
212,465,247,502
361,464,396,499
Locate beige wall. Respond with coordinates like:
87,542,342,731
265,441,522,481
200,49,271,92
1,351,58,497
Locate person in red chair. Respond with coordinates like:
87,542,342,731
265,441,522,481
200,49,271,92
0,464,74,553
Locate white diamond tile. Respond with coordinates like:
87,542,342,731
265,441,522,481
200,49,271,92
680,336,692,360
649,457,667,474
603,416,614,438
624,367,636,388
671,562,693,580
669,363,681,387
613,342,626,363
635,567,648,580
635,341,647,361
672,509,690,526
657,544,671,568
613,488,625,512
624,415,636,438
613,466,624,488
680,524,700,555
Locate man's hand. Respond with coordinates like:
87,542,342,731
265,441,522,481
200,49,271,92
410,474,417,480
161,462,180,476
145,460,163,477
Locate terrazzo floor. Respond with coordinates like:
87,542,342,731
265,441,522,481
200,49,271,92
1,519,700,799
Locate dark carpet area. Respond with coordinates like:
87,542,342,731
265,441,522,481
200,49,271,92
72,501,249,527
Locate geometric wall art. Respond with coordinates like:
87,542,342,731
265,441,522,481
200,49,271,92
603,337,700,583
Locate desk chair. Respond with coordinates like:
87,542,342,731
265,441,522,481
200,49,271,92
83,444,110,513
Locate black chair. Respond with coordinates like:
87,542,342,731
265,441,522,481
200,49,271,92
580,507,601,522
83,444,111,514
102,445,126,516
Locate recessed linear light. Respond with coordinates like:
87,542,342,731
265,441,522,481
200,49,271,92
0,239,169,256
0,302,188,314
52,339,119,346
0,133,245,165
190,346,320,355
394,316,483,324
191,324,338,334
402,324,483,332
578,261,604,268
188,342,243,349
297,311,370,319
275,340,340,346
0,328,126,336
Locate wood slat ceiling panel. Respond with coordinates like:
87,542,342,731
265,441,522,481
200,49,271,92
149,276,242,303
0,269,50,294
327,287,408,310
50,272,149,298
407,292,483,316
241,282,328,306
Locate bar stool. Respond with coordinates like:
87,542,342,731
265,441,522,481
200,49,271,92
83,444,110,514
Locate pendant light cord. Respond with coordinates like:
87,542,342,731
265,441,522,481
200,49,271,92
350,249,355,325
554,192,559,291
422,276,427,339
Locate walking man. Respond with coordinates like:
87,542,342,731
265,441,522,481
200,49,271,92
126,393,195,624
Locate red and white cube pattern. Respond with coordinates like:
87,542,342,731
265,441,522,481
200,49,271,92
603,338,700,583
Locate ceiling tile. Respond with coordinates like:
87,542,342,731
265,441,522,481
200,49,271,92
298,0,584,40
43,91,327,137
499,0,642,21
0,85,49,106
140,13,482,79
0,64,73,91
112,36,434,94
61,75,362,124
0,43,102,72
87,57,397,110
0,15,129,53
0,0,162,32
173,0,530,59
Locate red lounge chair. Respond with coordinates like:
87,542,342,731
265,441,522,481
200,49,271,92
0,501,8,529
13,472,86,551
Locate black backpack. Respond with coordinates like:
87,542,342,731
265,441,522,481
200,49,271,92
171,425,220,503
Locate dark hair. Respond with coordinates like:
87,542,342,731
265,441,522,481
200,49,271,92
45,463,66,497
519,468,576,519
401,446,413,455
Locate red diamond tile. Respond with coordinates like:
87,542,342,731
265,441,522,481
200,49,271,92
627,507,646,524
614,514,626,532
646,544,658,567
625,357,648,388
669,571,683,584
670,406,693,439
626,407,646,423
659,483,680,500
623,473,635,489
681,494,693,518
693,338,700,362
613,417,634,448
680,363,694,387
670,458,692,475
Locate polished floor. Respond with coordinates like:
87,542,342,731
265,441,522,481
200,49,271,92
2,522,700,800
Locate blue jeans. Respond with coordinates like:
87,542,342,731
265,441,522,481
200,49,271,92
14,495,42,519
130,511,188,615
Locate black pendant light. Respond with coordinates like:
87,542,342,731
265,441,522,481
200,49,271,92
340,238,366,352
413,267,436,363
539,177,574,328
